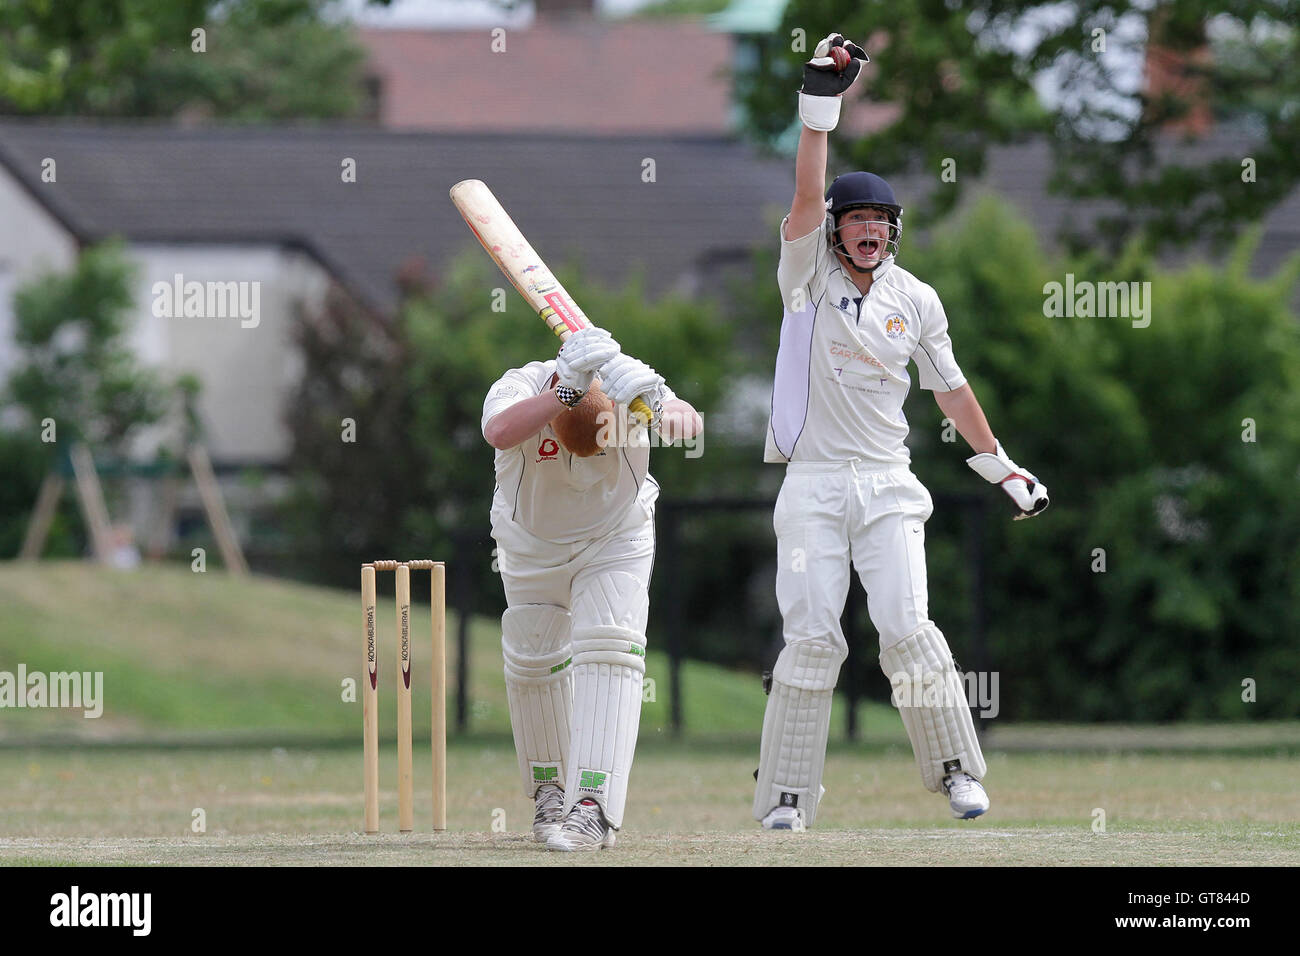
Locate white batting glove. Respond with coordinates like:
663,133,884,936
599,353,666,410
556,327,620,392
966,441,1050,520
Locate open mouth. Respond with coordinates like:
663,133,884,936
857,239,882,260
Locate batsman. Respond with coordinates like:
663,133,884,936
483,330,701,850
753,32,1050,828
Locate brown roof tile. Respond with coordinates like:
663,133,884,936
359,23,735,134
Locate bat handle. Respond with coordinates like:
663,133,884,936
629,396,654,427
552,325,652,424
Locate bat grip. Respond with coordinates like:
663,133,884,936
555,329,653,424
629,396,654,427
552,325,652,424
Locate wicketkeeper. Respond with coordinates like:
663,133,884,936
482,328,701,850
753,32,1049,828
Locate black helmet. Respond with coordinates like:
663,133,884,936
826,172,902,221
825,172,903,269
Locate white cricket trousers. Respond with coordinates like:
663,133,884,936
493,492,656,829
774,460,935,654
494,495,656,610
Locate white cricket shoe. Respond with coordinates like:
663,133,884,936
532,784,566,843
942,772,989,819
546,798,616,852
760,806,806,830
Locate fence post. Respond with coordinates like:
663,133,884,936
963,497,990,731
453,529,475,735
658,505,684,738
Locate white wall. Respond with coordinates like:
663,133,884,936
0,164,334,464
0,164,79,381
129,244,332,463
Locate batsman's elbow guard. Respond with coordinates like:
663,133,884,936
798,91,842,132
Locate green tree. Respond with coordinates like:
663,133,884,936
6,241,169,450
736,1,1299,251
0,0,371,119
2,241,177,556
901,198,1300,720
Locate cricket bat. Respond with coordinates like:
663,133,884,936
449,179,653,425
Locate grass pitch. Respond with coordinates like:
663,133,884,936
1,742,1296,866
1,562,1297,866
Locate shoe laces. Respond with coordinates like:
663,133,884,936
946,773,978,796
563,799,607,840
534,785,565,822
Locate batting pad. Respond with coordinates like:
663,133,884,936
879,624,986,792
502,604,573,798
752,641,844,827
564,571,649,829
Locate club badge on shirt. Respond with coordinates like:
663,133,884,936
884,313,907,339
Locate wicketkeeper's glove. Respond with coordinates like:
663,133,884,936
967,441,1050,520
799,33,870,132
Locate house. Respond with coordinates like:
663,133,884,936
0,121,795,467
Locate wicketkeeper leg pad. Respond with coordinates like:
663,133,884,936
752,641,845,827
879,624,986,792
564,570,649,829
502,604,573,798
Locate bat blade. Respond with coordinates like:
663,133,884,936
449,179,589,341
450,179,652,423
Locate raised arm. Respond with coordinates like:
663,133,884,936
786,33,870,241
786,126,829,240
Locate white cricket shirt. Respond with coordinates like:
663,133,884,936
764,217,966,464
481,360,666,545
